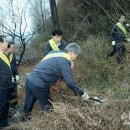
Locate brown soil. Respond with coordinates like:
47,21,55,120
4,63,130,130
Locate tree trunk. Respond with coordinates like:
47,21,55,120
17,43,26,66
49,0,60,29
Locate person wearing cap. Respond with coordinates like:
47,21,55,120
23,43,89,120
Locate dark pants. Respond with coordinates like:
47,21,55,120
0,88,12,128
107,45,126,64
10,82,18,108
23,79,52,114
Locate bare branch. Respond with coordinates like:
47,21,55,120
113,0,127,16
91,0,115,23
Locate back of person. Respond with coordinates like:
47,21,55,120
28,51,71,88
22,43,89,119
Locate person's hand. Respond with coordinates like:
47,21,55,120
71,62,74,69
12,76,15,82
15,75,19,81
50,79,62,92
126,23,130,27
81,92,89,100
112,41,116,46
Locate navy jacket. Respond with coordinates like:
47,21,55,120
27,51,84,96
0,53,12,89
44,40,67,56
111,22,129,43
7,53,18,78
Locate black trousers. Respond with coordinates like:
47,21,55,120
23,79,52,114
107,45,126,63
0,88,12,128
10,82,18,108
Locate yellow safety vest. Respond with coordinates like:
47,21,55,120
0,52,11,68
9,53,13,62
41,52,71,62
49,39,60,50
116,22,127,35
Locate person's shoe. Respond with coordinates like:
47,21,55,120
8,104,21,118
0,123,9,129
20,113,32,122
117,60,124,64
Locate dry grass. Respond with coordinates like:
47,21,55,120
5,93,130,130
4,35,130,130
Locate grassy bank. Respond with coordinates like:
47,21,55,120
75,35,130,99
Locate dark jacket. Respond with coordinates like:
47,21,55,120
44,40,67,56
8,53,18,78
0,53,12,89
111,22,129,43
27,51,84,96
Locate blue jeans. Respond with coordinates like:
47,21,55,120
23,79,52,113
0,88,12,128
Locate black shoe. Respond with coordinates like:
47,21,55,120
117,60,124,64
8,104,20,118
0,123,9,129
20,113,32,122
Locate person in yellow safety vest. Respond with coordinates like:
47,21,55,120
22,43,89,121
44,29,75,92
44,29,75,69
0,36,12,129
44,29,68,56
6,41,19,110
107,15,130,64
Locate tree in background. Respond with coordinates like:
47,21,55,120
57,0,130,41
28,0,48,33
27,0,130,50
0,0,38,65
49,0,60,30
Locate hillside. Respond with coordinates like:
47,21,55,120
4,35,130,130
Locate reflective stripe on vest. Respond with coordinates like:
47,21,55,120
41,52,71,62
116,22,127,35
9,53,13,62
49,39,60,50
0,52,11,68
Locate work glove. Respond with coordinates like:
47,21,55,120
12,76,15,82
81,92,89,101
126,23,130,27
112,41,116,46
71,62,74,69
15,75,19,81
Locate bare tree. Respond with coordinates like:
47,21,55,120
28,0,49,33
0,0,38,65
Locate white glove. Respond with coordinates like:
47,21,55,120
12,76,15,82
126,23,130,27
112,41,116,46
15,75,19,81
71,62,74,69
81,92,89,100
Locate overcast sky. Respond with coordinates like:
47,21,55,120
0,0,50,32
